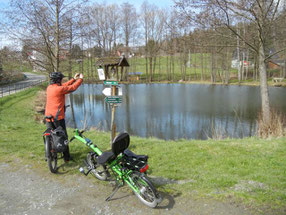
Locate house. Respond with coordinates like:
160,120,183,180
266,48,285,70
231,59,253,69
231,49,253,69
27,50,46,72
268,59,285,70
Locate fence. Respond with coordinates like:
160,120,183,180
0,80,45,98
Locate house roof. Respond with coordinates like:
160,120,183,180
269,59,285,67
95,56,129,67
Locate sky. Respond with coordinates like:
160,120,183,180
0,0,8,11
0,0,175,14
0,0,175,49
0,1,10,48
103,0,174,9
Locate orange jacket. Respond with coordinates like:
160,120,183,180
45,78,83,121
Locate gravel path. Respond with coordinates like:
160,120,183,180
0,73,46,97
0,161,254,215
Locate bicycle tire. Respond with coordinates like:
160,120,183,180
86,152,108,181
130,171,159,208
45,136,57,173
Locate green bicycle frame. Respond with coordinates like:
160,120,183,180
73,129,141,193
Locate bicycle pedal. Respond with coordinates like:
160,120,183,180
79,167,92,176
79,167,86,174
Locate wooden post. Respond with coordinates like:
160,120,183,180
110,84,117,143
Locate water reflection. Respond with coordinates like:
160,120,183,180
65,84,286,140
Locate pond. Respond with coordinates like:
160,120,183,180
65,84,286,140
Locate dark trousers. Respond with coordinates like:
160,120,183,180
46,119,70,161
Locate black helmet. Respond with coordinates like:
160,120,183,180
49,72,64,84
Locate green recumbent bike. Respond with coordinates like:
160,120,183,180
70,129,162,208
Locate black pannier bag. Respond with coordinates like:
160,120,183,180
51,126,68,152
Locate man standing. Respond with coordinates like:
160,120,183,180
45,72,83,162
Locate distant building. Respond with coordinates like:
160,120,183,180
231,49,253,69
266,48,285,70
116,46,137,58
27,50,46,72
231,59,253,69
267,59,285,70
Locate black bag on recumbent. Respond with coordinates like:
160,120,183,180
51,126,68,152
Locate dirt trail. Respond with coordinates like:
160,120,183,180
0,162,253,215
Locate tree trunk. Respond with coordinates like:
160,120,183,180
284,59,286,78
225,47,230,84
211,50,216,83
167,55,170,80
200,51,204,81
153,56,157,81
259,43,270,124
258,0,270,124
172,55,175,81
0,57,2,72
55,0,60,73
149,57,153,82
158,56,161,82
145,56,148,82
68,41,72,79
237,27,241,83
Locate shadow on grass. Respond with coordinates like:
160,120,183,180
49,151,86,174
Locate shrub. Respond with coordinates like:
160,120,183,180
258,109,286,138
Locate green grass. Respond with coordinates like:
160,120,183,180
0,86,286,212
60,54,239,82
64,54,283,86
3,60,33,73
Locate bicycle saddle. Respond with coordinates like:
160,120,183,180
45,115,53,120
97,132,130,165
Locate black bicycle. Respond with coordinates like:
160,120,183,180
43,116,58,173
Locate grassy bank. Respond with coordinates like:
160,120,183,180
0,86,285,213
59,55,286,87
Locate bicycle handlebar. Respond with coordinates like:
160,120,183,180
77,129,85,137
70,129,85,142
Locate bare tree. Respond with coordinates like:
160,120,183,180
87,3,122,57
63,6,85,78
118,3,137,81
107,4,121,50
5,0,87,74
141,2,166,82
175,0,285,124
121,3,138,49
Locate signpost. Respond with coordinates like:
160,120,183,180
102,80,122,142
96,56,129,144
102,86,122,97
105,96,122,103
104,80,118,85
97,68,105,80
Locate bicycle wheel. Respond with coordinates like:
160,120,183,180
86,152,108,181
45,136,57,173
130,171,159,208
